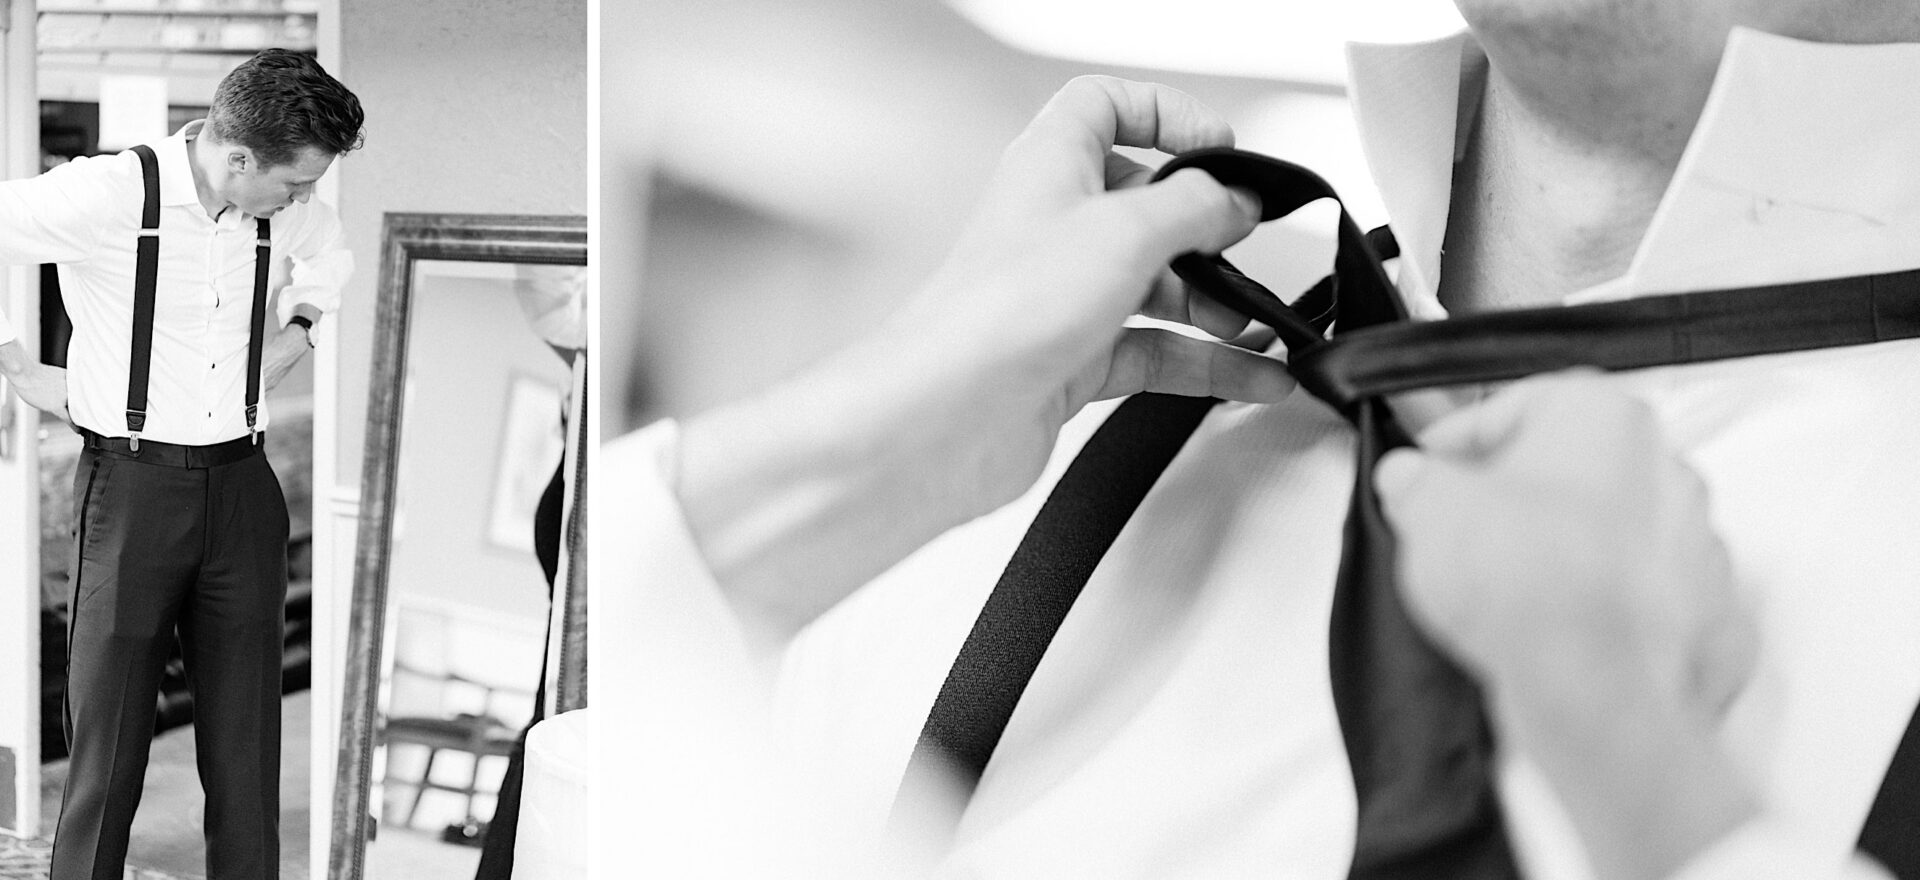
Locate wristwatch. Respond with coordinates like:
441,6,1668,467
290,315,316,348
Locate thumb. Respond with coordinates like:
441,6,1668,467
1372,446,1478,667
1101,169,1261,270
1372,446,1430,509
1415,368,1611,458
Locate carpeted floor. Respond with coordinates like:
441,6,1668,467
35,691,310,880
363,826,482,880
0,832,188,880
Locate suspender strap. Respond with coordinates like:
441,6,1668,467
247,218,272,442
121,145,275,448
891,391,1219,848
125,145,161,451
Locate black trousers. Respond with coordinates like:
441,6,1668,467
51,443,290,880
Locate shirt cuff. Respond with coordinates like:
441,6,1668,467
606,421,808,875
605,419,762,702
1669,819,1893,880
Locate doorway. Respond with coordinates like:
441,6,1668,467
0,3,326,878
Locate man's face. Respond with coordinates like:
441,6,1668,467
229,145,335,217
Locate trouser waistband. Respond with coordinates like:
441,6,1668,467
79,430,264,468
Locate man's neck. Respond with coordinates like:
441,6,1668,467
184,124,234,221
1436,65,1697,314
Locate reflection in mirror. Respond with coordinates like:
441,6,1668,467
372,260,572,877
331,215,585,880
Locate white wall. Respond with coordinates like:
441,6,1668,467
335,0,588,486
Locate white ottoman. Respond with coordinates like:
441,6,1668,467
511,708,590,880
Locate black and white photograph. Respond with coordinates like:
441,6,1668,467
5,0,1920,878
605,1,1920,878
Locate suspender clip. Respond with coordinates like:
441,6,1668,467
247,404,260,444
129,432,141,453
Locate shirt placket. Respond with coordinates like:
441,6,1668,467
197,211,234,439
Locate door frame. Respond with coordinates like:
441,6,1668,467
0,0,43,840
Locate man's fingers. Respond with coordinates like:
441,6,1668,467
1374,447,1480,664
1105,151,1157,191
1689,601,1760,719
1046,75,1235,153
1414,368,1614,458
1100,168,1261,272
1372,447,1429,510
1188,289,1254,340
1139,269,1255,340
1098,327,1295,403
1005,76,1235,201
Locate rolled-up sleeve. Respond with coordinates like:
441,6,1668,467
275,199,353,331
607,420,757,683
606,420,817,877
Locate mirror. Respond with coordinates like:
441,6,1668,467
331,213,587,880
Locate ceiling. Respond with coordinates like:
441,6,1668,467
36,0,317,105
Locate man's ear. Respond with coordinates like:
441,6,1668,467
225,147,255,176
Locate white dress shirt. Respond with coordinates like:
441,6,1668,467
608,27,1920,880
514,264,588,351
0,121,352,445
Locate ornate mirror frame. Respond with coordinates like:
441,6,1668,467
329,213,587,880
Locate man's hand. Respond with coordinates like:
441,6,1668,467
0,339,70,418
677,76,1291,650
1374,372,1760,880
261,322,312,392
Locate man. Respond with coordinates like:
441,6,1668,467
0,49,362,880
615,2,1920,877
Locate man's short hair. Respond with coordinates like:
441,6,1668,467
207,49,365,168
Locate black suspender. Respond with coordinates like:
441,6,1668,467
247,217,271,443
127,145,161,451
124,144,273,450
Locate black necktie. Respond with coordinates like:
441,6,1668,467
894,147,1920,879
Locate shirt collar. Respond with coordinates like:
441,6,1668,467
1342,26,1920,316
153,121,207,209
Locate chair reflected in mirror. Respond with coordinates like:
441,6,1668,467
381,655,530,844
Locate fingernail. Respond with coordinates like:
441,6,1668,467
1373,449,1419,498
1250,368,1296,404
1228,186,1261,221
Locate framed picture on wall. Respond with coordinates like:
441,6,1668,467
486,373,567,553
